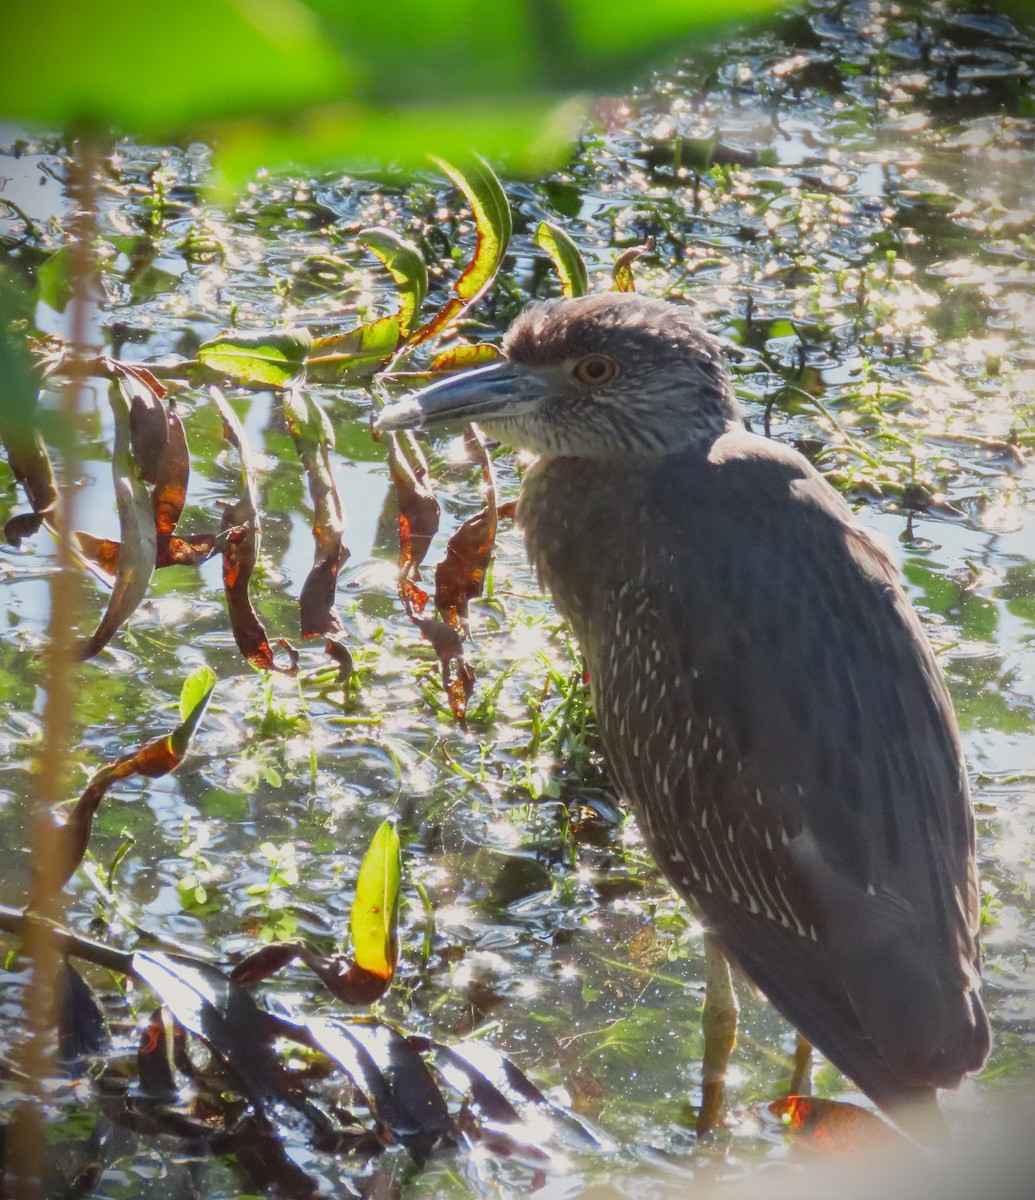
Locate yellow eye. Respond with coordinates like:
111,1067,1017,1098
573,354,618,386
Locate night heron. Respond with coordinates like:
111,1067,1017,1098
377,292,991,1137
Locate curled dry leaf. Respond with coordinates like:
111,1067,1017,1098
72,531,121,579
388,427,499,721
387,431,439,581
210,387,297,674
324,636,355,684
30,666,215,905
230,940,307,985
612,239,654,293
416,616,476,720
122,361,169,484
769,1095,921,1162
282,387,350,641
1,423,58,545
434,505,497,626
75,373,157,660
154,403,223,567
300,948,392,1006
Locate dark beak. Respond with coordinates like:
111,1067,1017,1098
376,361,548,433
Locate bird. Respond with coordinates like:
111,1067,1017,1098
377,291,991,1139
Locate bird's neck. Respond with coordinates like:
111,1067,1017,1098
517,454,655,637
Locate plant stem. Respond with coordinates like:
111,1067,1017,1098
8,131,95,1200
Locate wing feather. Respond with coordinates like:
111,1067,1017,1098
523,430,989,1106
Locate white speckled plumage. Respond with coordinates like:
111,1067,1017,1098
376,291,990,1129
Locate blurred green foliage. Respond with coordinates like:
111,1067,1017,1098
1,0,785,182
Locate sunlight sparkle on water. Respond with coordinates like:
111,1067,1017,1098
436,902,476,930
485,817,523,848
444,435,472,464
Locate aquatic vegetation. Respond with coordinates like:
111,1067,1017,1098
1,1,1034,1194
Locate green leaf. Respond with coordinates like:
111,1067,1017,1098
0,268,39,442
560,0,788,62
308,315,401,381
211,98,585,193
534,221,589,299
430,343,505,373
350,820,401,982
903,562,957,615
2,2,789,187
170,668,216,757
768,319,797,339
409,157,512,346
356,228,428,338
437,156,513,304
198,327,313,388
312,314,400,357
179,666,217,723
36,248,72,313
304,0,786,102
0,0,349,129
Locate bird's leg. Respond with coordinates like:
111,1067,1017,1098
697,933,738,1135
790,1032,813,1095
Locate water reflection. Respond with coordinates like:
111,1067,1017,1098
1,0,1034,1194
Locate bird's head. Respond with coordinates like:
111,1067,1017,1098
376,293,741,458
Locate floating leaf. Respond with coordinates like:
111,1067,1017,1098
356,227,428,338
535,220,589,298
350,819,401,983
409,157,512,346
198,327,312,388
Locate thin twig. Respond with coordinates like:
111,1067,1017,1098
9,130,95,1200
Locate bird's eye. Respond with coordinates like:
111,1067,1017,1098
573,355,618,386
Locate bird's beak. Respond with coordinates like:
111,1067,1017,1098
376,361,547,433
